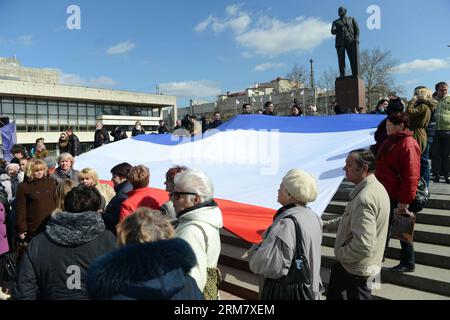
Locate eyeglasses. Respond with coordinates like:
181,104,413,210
169,191,198,200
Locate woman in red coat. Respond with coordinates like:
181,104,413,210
375,112,420,272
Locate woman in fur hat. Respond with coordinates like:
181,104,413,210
87,207,203,300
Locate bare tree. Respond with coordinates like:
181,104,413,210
360,48,398,109
318,67,338,114
286,64,307,87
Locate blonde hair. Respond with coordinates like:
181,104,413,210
416,87,433,101
78,168,99,185
117,207,174,246
26,158,48,180
53,179,77,212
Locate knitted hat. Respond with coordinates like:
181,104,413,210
282,169,318,204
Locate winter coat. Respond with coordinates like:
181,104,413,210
248,205,323,299
131,127,145,137
407,99,436,153
119,187,161,222
87,238,203,300
158,126,170,134
12,211,116,300
68,134,81,157
0,173,20,203
435,95,450,131
50,167,80,185
16,177,57,236
323,174,390,277
370,118,388,156
208,120,223,129
375,130,421,204
58,138,71,154
95,183,116,211
175,200,223,291
0,201,9,255
94,128,110,148
102,180,133,234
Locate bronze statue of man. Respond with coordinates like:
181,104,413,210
331,7,360,78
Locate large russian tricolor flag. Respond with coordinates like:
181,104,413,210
75,114,384,244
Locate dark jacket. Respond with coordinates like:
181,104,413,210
102,180,133,234
68,133,81,157
262,110,276,116
94,128,110,148
87,238,203,300
158,126,170,134
12,211,116,300
370,118,388,156
375,130,421,204
131,127,145,137
208,120,223,129
50,167,80,185
111,127,128,141
15,177,57,235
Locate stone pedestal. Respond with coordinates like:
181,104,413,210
335,76,365,113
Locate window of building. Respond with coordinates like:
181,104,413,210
38,101,48,114
14,99,26,114
58,101,68,115
111,105,120,115
49,115,58,132
95,104,103,116
38,114,48,131
1,99,13,114
68,102,77,116
26,99,37,114
48,101,58,115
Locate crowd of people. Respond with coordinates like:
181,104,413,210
0,81,448,301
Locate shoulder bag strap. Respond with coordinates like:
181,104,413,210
191,223,208,253
284,215,303,257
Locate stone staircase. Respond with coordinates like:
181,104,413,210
217,181,450,300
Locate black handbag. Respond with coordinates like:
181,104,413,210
4,251,17,283
260,215,315,300
408,177,430,213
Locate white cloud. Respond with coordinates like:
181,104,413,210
18,35,33,46
194,5,251,35
106,40,136,55
90,76,119,87
392,58,450,74
59,71,119,88
159,80,221,97
254,62,284,72
226,3,244,16
236,17,332,56
194,15,215,32
194,6,331,56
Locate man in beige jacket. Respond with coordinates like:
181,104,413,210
323,149,389,300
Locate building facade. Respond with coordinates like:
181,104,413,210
0,57,177,156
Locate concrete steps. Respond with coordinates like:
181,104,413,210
218,241,450,300
218,181,450,300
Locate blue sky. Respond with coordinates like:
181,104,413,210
1,0,449,107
